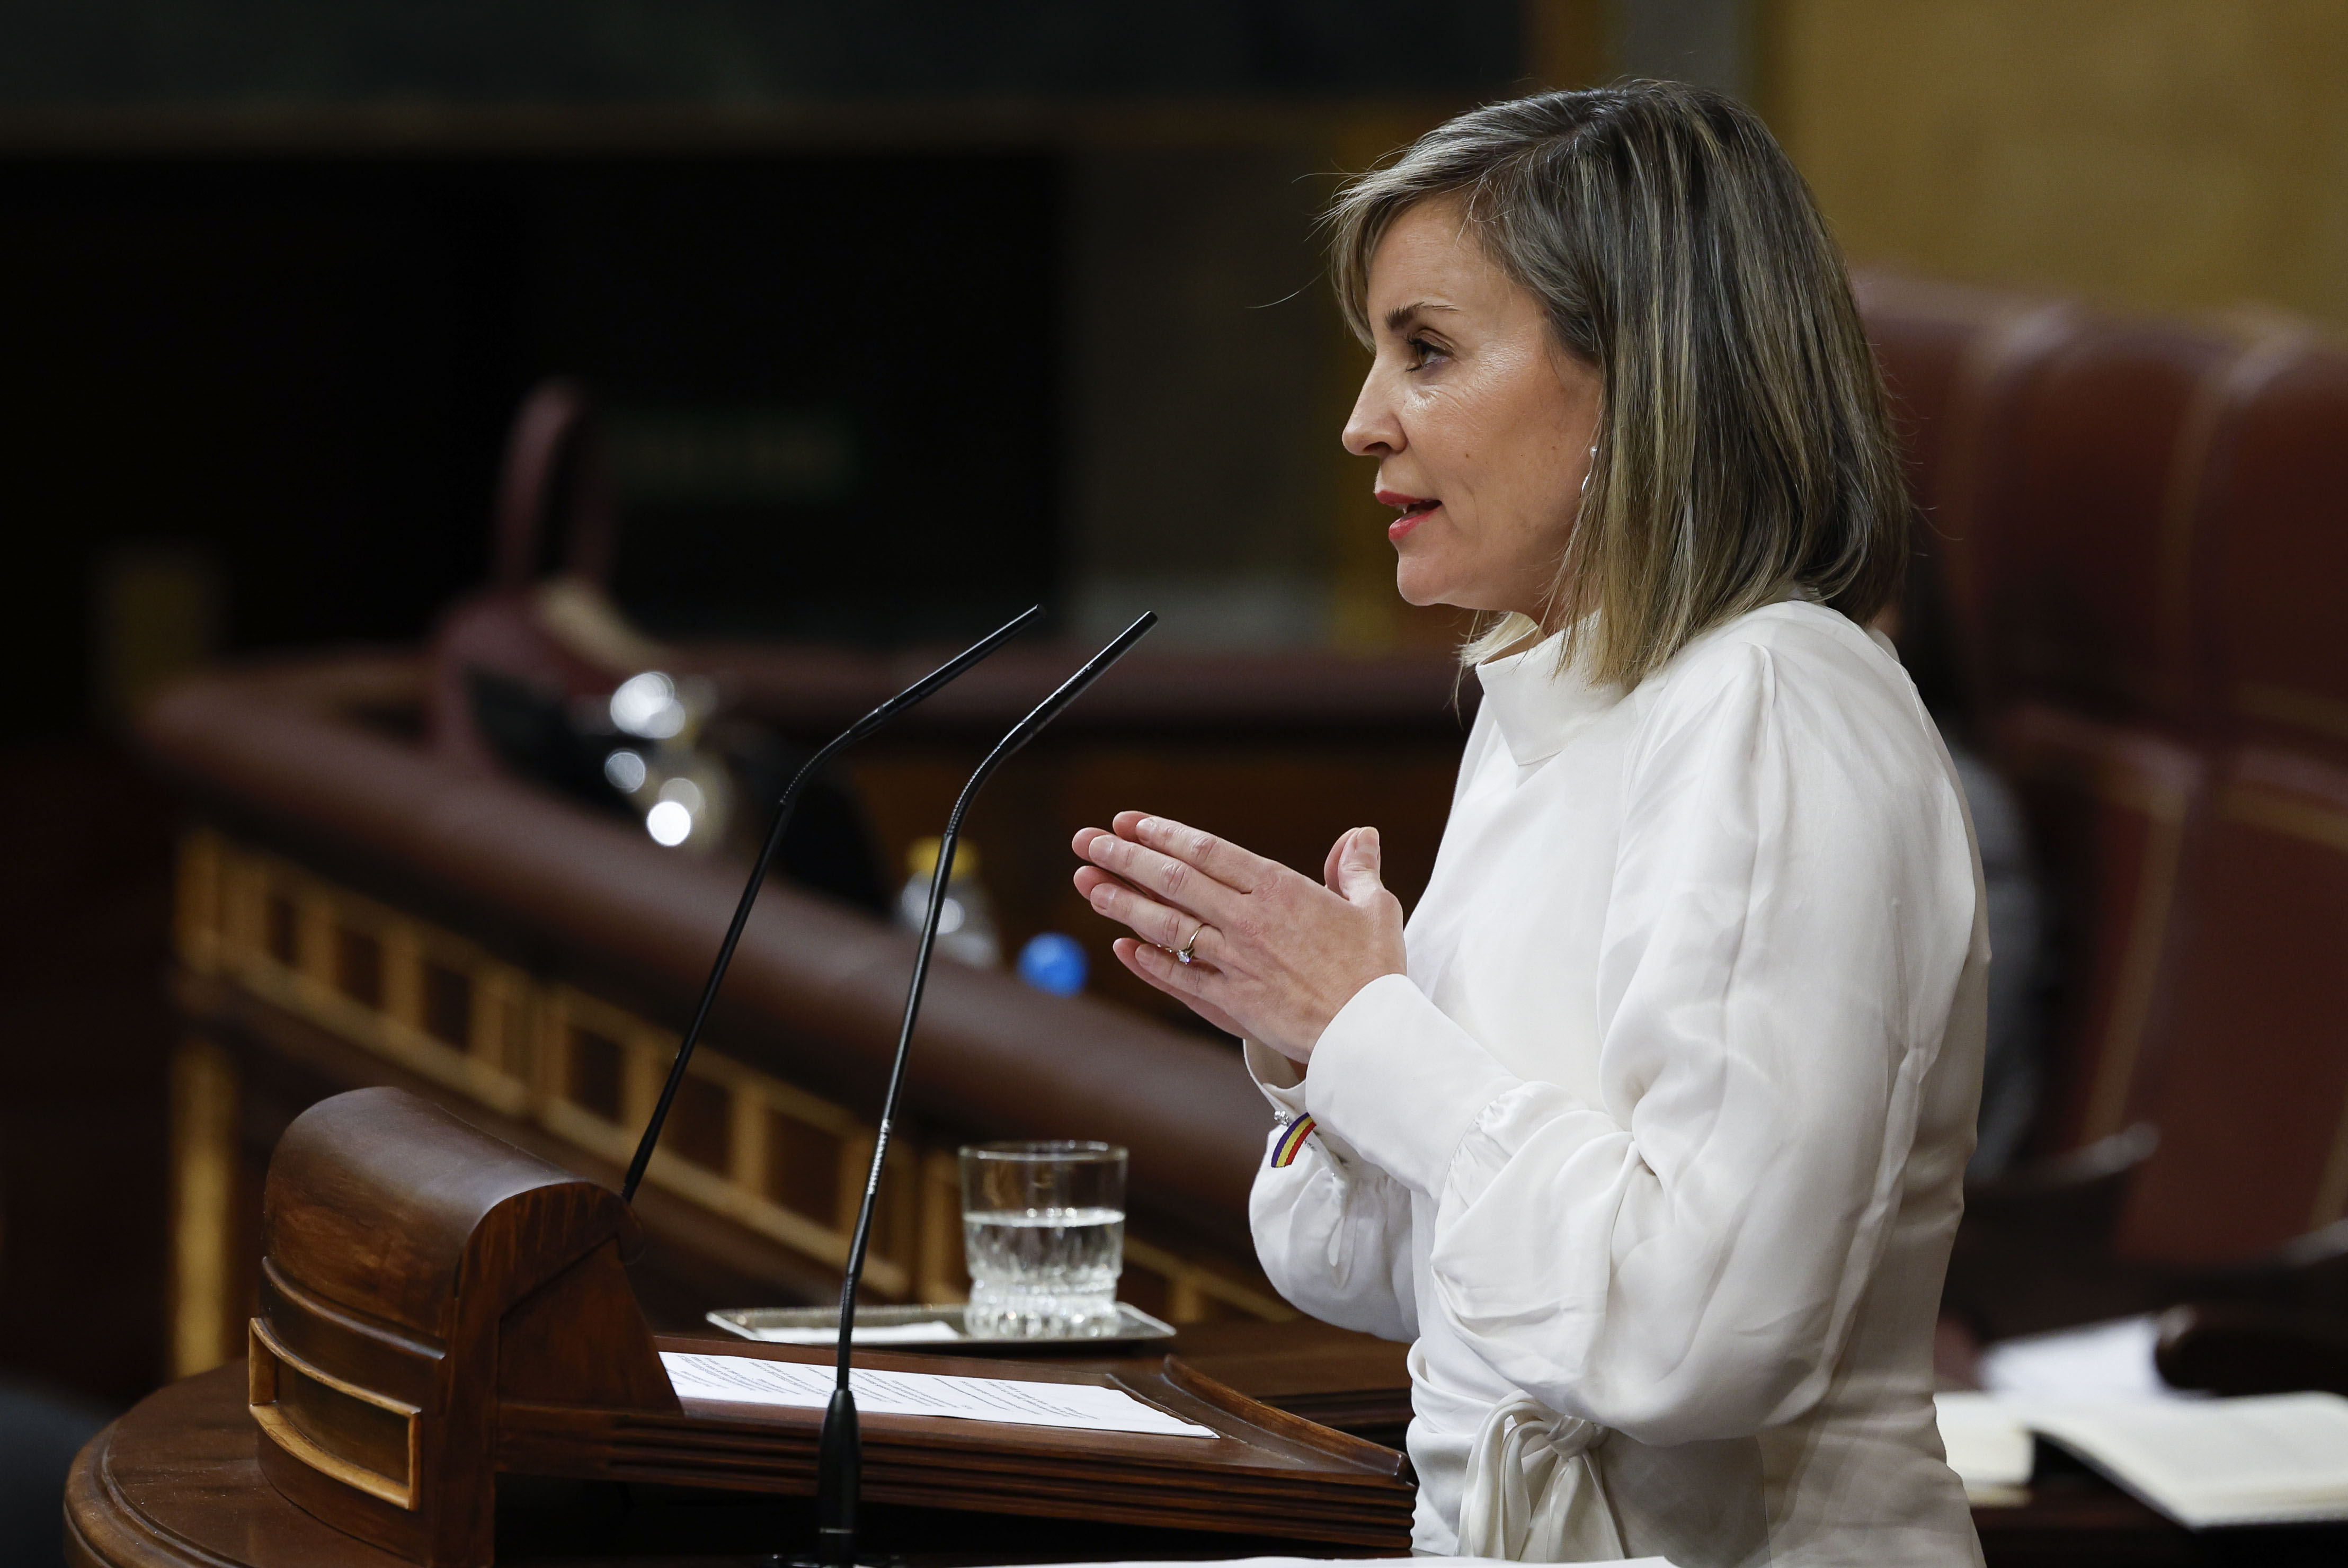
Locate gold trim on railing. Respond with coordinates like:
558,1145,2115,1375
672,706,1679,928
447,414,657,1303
169,1036,239,1378
173,827,1285,1323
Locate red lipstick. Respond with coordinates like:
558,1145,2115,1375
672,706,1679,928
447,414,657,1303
1377,489,1440,542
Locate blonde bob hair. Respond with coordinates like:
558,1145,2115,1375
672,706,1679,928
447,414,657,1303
1329,82,1910,687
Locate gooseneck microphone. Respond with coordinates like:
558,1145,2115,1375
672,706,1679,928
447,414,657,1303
620,604,1044,1206
814,611,1156,1568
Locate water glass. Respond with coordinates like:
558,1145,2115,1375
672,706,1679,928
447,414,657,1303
959,1141,1127,1339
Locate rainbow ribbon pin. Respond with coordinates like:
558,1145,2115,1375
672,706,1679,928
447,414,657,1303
1269,1113,1317,1169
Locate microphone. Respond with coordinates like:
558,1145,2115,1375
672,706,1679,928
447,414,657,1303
814,611,1157,1568
620,604,1043,1206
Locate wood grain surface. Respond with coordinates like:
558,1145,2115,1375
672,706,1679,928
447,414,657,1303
66,1364,1405,1567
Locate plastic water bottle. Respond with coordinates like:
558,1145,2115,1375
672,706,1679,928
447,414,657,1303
897,837,1000,968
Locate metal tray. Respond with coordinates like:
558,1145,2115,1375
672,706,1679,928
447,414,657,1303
705,1300,1178,1351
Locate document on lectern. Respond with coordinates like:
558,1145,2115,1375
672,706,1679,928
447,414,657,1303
1006,1558,1684,1567
659,1350,1219,1438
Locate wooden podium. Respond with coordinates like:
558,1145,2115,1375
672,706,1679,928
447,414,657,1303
76,1081,2348,1567
221,1087,1412,1565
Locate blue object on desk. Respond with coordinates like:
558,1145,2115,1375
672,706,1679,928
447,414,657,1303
1017,932,1088,996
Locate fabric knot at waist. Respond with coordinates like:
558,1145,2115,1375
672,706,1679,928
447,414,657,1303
1456,1393,1624,1561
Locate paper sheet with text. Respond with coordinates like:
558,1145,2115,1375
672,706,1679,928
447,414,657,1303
731,1321,963,1347
659,1351,1217,1439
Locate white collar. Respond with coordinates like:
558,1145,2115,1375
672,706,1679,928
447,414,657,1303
1473,628,1622,767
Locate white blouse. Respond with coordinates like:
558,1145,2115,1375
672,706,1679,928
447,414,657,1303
1247,601,1988,1566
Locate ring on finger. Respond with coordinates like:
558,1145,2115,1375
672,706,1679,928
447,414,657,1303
1176,921,1207,965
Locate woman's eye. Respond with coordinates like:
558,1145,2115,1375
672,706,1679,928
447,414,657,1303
1404,335,1447,370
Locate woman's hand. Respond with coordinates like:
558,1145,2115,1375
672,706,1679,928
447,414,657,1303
1070,812,1406,1065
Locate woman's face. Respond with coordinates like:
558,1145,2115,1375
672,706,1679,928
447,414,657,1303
1342,197,1603,618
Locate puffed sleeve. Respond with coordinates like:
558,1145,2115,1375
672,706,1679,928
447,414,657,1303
1244,1042,1419,1343
1296,635,1979,1445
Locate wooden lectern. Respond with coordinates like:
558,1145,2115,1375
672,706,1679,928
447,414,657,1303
246,1087,1413,1565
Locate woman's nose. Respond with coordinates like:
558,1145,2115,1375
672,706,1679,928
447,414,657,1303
1342,369,1402,458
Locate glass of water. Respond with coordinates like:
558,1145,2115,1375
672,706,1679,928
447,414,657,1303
958,1141,1127,1339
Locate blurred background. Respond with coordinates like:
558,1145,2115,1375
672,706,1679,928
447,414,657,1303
8,0,2348,1558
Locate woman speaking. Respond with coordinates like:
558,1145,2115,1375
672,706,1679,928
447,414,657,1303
1073,82,1985,1565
